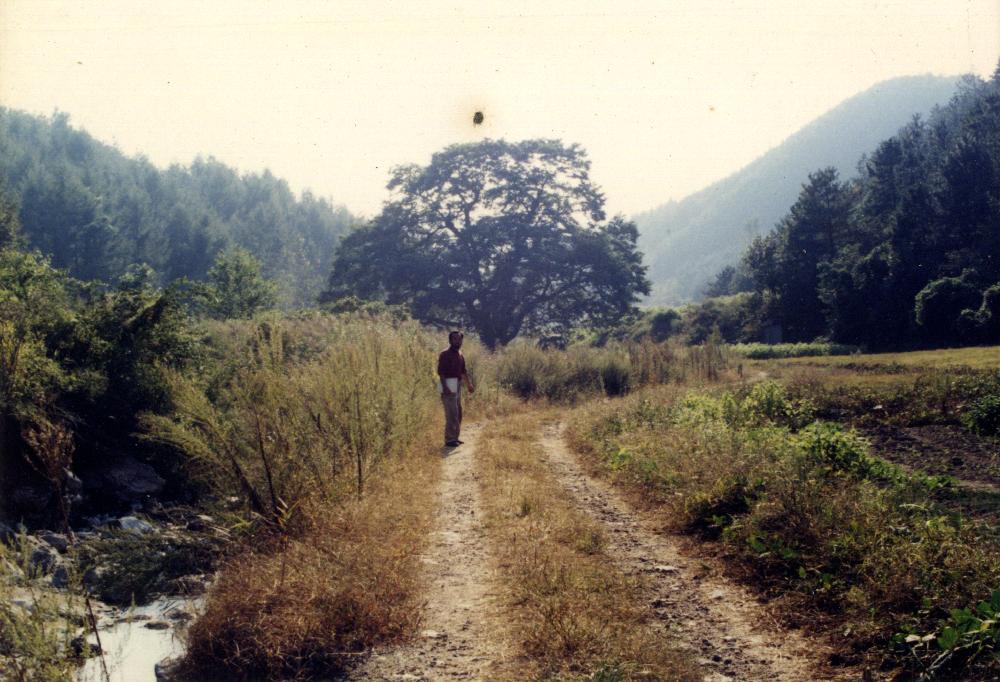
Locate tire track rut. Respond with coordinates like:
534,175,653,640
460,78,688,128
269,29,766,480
540,422,850,682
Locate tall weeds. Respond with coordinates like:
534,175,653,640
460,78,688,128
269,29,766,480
144,314,436,526
495,338,716,403
144,313,447,679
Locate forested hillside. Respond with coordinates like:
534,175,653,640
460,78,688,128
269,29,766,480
636,75,960,305
716,69,1000,349
0,108,359,304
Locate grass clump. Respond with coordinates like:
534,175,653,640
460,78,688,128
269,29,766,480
569,383,1000,677
476,413,697,681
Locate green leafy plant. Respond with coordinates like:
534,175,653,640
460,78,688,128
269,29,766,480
895,589,1000,676
962,394,1000,436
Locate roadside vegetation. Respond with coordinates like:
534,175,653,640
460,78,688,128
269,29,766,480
183,438,441,679
140,314,447,679
496,336,726,403
475,412,698,681
568,350,1000,680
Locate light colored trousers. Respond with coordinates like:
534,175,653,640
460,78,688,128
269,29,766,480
441,390,463,443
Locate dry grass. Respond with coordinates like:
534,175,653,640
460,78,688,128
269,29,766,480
181,426,441,680
476,412,698,681
166,314,455,678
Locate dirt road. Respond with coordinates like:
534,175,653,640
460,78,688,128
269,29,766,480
352,420,848,681
348,425,510,680
539,422,848,682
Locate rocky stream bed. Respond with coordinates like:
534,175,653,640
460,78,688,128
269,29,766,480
2,502,226,681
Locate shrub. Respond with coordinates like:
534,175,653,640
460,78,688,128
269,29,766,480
895,589,1000,677
740,381,815,429
647,309,681,342
794,422,897,482
0,541,80,681
963,393,1000,436
144,314,436,526
679,293,758,344
915,271,981,346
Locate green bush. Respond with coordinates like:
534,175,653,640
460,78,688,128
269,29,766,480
795,422,888,480
895,589,1000,676
963,394,1000,436
741,381,816,429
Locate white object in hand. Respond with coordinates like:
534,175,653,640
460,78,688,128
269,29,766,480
438,377,460,394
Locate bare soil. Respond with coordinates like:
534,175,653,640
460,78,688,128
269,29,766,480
863,424,1000,522
862,424,1000,487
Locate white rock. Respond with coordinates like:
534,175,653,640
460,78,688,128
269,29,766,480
119,516,155,535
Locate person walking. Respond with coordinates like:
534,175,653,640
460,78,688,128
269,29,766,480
438,330,474,447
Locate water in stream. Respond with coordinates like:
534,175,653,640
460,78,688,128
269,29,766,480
77,596,198,682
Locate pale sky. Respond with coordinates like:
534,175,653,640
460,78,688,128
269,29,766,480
1,1,998,218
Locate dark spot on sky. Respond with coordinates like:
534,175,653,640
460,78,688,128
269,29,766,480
473,111,484,126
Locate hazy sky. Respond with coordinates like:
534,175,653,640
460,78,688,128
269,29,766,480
1,1,998,218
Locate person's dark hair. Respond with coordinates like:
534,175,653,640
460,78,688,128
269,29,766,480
448,330,464,342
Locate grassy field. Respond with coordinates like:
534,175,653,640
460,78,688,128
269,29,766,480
764,344,1000,370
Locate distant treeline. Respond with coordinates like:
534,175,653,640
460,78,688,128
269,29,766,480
0,108,359,305
681,67,1000,350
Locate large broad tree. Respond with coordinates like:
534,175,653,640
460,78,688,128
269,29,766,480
321,139,650,348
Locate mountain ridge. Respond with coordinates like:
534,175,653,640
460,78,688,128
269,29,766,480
635,74,963,305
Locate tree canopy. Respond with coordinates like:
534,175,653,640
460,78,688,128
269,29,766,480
0,108,360,305
322,139,649,348
709,68,1000,350
188,248,277,320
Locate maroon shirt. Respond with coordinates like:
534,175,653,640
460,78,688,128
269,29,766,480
437,348,466,378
